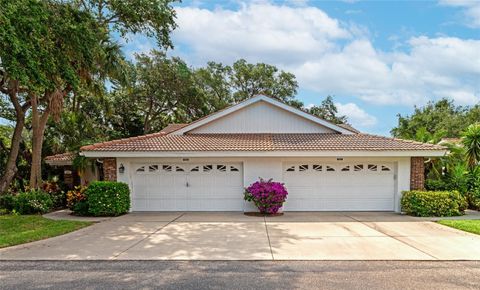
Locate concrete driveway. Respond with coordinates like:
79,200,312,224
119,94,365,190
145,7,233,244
2,212,480,260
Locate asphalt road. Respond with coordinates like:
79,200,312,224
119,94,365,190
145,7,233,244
1,260,479,289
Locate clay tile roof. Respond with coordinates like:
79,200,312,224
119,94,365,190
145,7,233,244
337,123,360,133
45,152,76,162
80,133,445,152
160,123,189,134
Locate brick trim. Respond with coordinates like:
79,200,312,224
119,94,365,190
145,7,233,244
410,157,425,190
103,158,117,181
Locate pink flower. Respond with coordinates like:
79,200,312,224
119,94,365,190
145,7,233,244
244,178,288,214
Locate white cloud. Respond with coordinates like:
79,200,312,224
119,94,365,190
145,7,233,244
439,0,480,28
171,3,480,107
305,103,315,110
335,102,377,127
305,101,377,128
296,36,480,105
173,3,350,65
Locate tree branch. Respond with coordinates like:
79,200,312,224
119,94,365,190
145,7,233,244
7,81,22,114
104,14,119,25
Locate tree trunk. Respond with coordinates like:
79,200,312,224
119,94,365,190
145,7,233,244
29,95,50,189
0,87,29,194
0,114,25,193
143,97,154,134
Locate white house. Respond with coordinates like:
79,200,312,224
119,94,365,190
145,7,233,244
80,95,445,212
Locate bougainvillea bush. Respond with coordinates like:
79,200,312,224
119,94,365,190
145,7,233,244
244,178,288,214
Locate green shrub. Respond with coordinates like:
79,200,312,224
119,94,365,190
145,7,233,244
41,180,65,209
72,200,89,216
13,190,54,214
425,179,447,191
468,188,480,210
84,181,130,216
401,190,467,217
0,194,16,211
467,167,480,209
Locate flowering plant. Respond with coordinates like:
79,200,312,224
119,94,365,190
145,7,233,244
244,178,288,214
66,186,87,210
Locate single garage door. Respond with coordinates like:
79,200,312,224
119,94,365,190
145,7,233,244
283,162,395,211
132,163,244,211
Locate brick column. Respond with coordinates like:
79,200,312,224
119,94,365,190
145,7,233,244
103,158,117,181
410,157,425,190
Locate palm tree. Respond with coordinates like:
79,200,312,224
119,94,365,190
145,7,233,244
462,123,480,169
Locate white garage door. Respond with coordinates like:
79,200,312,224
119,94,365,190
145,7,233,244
132,163,244,211
283,162,395,211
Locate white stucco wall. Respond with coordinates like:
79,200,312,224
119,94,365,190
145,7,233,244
396,157,411,211
114,156,411,212
81,166,99,186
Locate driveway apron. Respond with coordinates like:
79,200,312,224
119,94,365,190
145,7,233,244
2,212,480,260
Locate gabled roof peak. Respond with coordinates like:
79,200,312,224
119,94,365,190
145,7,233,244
171,94,355,135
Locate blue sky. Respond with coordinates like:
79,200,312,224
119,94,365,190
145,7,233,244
121,0,480,136
2,0,479,136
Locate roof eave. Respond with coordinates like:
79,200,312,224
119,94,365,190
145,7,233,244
81,149,447,158
45,160,73,166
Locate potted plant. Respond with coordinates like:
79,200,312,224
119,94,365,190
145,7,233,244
244,178,288,216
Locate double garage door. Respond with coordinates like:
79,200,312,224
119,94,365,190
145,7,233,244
131,161,395,211
283,162,395,211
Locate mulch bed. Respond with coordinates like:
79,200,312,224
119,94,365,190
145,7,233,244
244,212,284,217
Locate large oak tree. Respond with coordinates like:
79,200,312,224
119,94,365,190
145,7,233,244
195,59,300,108
391,98,480,142
0,0,117,189
0,0,177,192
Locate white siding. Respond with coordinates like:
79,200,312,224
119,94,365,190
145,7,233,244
189,101,335,134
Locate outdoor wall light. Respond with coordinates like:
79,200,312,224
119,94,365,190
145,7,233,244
119,163,125,174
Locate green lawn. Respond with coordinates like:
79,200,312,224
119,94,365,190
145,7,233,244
438,220,480,235
0,215,92,248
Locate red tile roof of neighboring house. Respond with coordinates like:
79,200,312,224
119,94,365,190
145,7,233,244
45,152,76,162
159,123,189,134
80,133,445,152
439,138,462,144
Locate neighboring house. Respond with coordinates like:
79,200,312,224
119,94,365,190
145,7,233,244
438,138,462,146
45,152,101,188
80,95,446,212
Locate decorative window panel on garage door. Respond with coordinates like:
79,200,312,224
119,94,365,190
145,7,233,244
132,163,243,211
283,162,395,211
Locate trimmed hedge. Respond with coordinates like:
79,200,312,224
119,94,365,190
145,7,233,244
84,181,130,216
401,190,467,217
12,190,53,214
